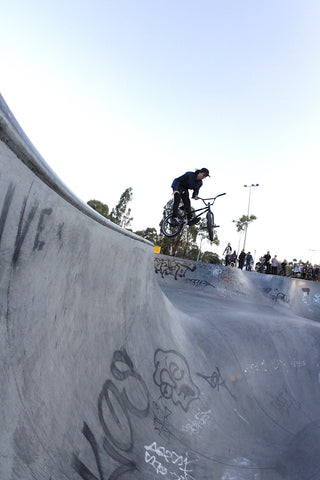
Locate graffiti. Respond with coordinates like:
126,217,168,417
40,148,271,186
57,222,64,241
292,359,306,369
268,388,301,416
13,196,38,265
211,266,222,277
197,367,225,391
264,286,320,309
312,293,320,307
33,208,53,251
263,287,289,303
244,359,280,374
181,409,212,435
300,288,320,308
73,348,150,480
0,182,60,265
153,349,200,412
144,441,194,480
312,293,320,306
152,396,173,441
0,181,15,244
221,276,232,284
301,287,310,305
154,257,196,280
243,358,307,375
197,367,236,400
185,279,215,288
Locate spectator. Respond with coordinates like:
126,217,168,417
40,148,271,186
293,263,301,277
280,259,287,276
246,252,253,271
263,251,271,274
223,243,232,266
287,262,294,277
238,249,246,270
271,255,278,275
230,250,237,267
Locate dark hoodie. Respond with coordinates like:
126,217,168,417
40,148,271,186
171,171,203,198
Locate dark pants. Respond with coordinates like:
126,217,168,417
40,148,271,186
172,191,192,220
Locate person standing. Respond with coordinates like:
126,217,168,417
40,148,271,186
246,252,253,271
271,255,278,275
238,249,246,270
230,250,238,267
223,243,232,266
263,251,271,274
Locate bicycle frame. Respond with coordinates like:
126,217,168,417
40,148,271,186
180,194,226,222
161,192,226,239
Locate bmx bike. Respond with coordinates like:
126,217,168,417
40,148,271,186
161,193,226,241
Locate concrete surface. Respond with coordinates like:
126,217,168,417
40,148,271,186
1,92,320,480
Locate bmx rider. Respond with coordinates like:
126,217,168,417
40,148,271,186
171,168,210,226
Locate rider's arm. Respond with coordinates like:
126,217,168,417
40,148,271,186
192,180,203,199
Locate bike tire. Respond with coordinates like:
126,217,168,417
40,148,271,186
161,213,184,237
206,211,214,241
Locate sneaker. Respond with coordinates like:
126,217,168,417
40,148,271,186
188,217,201,226
170,217,180,227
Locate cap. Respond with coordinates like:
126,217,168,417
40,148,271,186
200,168,210,177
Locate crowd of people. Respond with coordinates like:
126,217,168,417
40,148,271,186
222,244,254,271
222,244,319,281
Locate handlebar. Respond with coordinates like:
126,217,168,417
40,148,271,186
198,193,226,204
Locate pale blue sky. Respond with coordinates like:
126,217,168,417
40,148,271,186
1,1,319,263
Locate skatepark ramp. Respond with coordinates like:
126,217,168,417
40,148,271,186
1,92,320,480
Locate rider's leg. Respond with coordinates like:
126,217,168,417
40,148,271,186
172,192,181,217
181,191,192,220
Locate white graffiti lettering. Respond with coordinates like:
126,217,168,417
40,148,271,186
181,410,212,435
144,441,194,480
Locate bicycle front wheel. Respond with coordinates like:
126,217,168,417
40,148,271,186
161,214,184,237
206,211,214,241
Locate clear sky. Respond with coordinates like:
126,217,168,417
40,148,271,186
1,1,319,264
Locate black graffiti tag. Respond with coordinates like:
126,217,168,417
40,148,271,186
0,182,61,265
153,349,199,412
197,367,237,401
152,396,172,442
73,348,150,480
154,258,196,280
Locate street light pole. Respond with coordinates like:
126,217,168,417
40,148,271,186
243,184,259,251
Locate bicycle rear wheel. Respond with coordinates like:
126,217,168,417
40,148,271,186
161,213,184,237
206,211,214,241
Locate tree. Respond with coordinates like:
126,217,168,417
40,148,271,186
109,187,133,228
234,214,257,233
134,227,160,244
201,251,221,264
87,199,109,219
87,188,134,229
